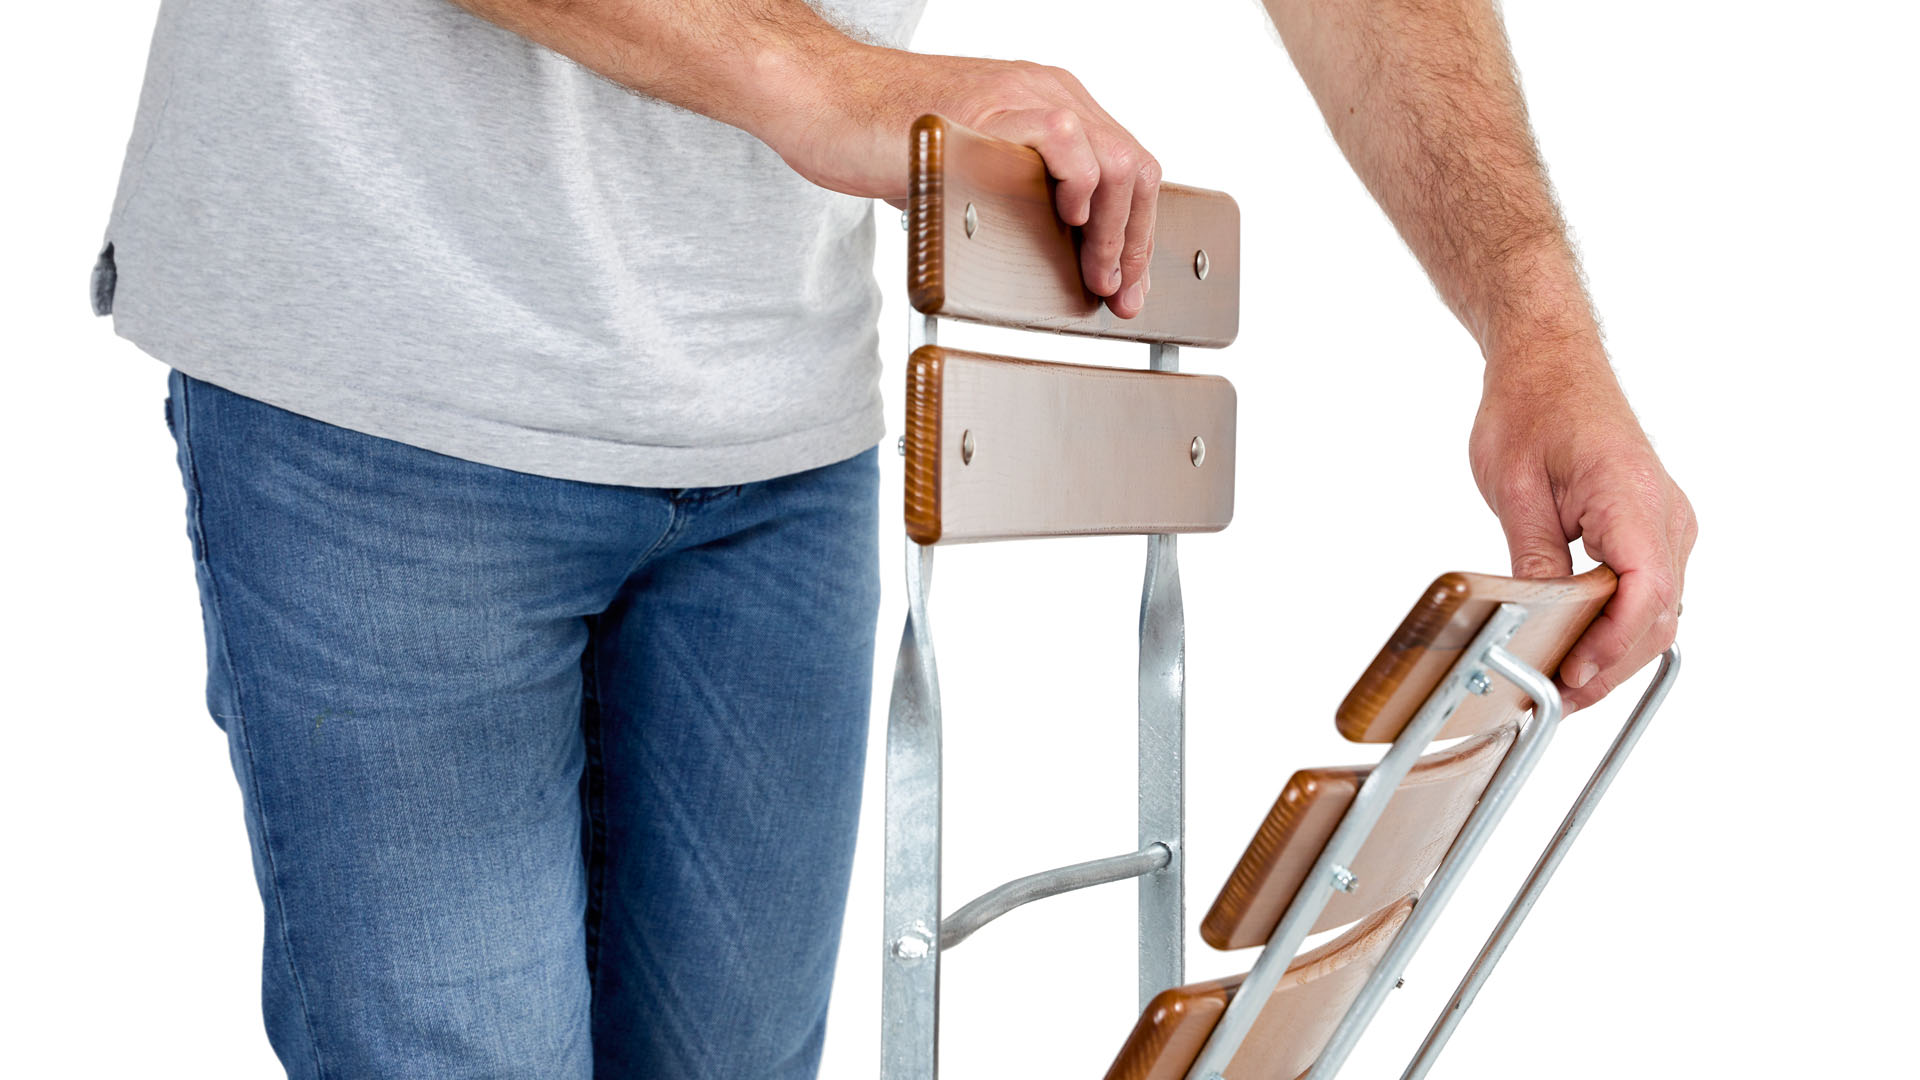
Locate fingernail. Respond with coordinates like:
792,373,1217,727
1109,267,1123,290
1564,657,1597,689
1121,281,1144,311
1144,268,1153,295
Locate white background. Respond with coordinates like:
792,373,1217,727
4,2,1914,1077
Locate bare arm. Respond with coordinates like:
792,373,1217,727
1262,0,1696,709
447,0,1162,315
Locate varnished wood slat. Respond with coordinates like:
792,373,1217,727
1337,568,1617,743
909,115,1240,347
1102,897,1415,1080
903,347,1236,545
1201,724,1517,950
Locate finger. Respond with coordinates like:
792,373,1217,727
1107,152,1161,318
1078,137,1141,299
1494,473,1575,580
998,108,1101,228
1558,491,1680,707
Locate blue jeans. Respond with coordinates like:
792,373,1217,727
165,371,881,1079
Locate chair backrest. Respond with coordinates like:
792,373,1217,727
900,116,1242,546
908,115,1241,347
1104,896,1416,1080
903,347,1236,544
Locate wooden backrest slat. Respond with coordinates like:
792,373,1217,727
1102,897,1415,1080
1337,568,1617,743
1201,724,1517,950
910,116,1240,347
905,346,1236,545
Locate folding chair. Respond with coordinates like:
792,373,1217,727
881,116,1681,1080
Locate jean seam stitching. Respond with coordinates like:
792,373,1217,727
179,377,330,1079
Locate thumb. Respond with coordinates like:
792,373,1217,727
1495,477,1575,580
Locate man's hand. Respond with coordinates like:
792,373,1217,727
1262,0,1696,707
775,51,1161,319
1469,350,1696,711
446,0,1157,316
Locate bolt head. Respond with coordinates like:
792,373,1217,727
1468,671,1492,696
1331,865,1359,893
960,429,975,465
964,202,978,238
900,209,909,231
897,435,906,457
1190,435,1206,467
1193,249,1209,280
892,933,930,961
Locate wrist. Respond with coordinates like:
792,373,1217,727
742,36,917,198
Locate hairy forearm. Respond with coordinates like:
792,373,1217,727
1263,0,1599,371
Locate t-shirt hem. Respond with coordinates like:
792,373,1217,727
117,321,888,489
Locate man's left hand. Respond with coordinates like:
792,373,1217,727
1469,355,1697,712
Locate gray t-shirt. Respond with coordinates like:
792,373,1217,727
97,0,926,486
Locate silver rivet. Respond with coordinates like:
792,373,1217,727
1193,249,1209,280
960,429,975,465
964,202,978,238
1190,436,1206,467
1467,671,1492,695
900,209,909,231
897,435,906,457
892,932,931,961
1331,865,1358,893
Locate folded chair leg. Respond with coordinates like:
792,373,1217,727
1138,341,1187,1010
882,540,943,1080
1399,646,1682,1080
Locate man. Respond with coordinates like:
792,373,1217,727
94,0,1695,1076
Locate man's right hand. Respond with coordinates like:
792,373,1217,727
447,0,1157,317
768,48,1162,319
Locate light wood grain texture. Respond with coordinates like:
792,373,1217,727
903,346,1236,545
909,115,1240,347
1102,897,1415,1080
1201,724,1516,950
1337,568,1616,743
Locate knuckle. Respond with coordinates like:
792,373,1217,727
1104,144,1139,176
1136,154,1163,187
1044,108,1082,139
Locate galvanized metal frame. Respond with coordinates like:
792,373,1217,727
881,317,1191,1080
1185,620,1681,1080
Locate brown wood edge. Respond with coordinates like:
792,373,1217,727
904,345,944,545
908,115,946,315
1335,573,1472,743
1199,765,1355,952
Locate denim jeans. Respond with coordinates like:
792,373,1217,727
164,371,881,1079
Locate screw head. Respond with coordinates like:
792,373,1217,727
960,429,975,465
1331,865,1358,893
1193,249,1210,280
964,202,978,238
1190,435,1206,467
1467,671,1492,696
897,435,906,457
900,209,909,231
892,932,931,961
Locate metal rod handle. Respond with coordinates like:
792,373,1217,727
941,843,1173,951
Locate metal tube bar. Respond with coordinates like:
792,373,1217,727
1140,339,1186,1010
1301,643,1567,1080
941,843,1173,951
1400,646,1681,1080
1183,603,1532,1080
881,310,941,1080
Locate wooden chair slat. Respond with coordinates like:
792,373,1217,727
1102,897,1415,1080
1201,724,1517,950
904,346,1236,544
910,115,1240,347
1337,568,1616,743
